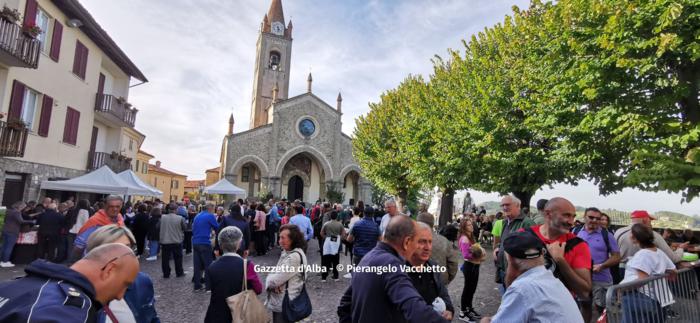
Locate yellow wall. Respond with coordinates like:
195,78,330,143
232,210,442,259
0,0,138,172
205,169,220,186
147,170,186,202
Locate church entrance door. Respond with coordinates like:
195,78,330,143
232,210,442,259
288,175,303,201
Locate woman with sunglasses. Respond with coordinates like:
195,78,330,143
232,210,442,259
86,225,161,323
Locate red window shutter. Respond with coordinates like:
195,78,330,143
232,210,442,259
72,42,81,77
97,73,105,94
70,109,80,144
8,80,26,121
73,41,88,79
80,46,89,79
23,0,37,26
49,21,63,62
37,95,53,137
63,107,79,145
63,107,73,143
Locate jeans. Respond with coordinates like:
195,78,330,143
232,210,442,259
192,244,213,290
183,231,193,254
1,232,18,262
321,254,340,279
38,234,60,263
148,240,159,258
161,243,184,277
254,231,267,256
621,291,665,323
461,261,480,311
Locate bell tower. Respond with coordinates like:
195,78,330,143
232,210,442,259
250,0,293,128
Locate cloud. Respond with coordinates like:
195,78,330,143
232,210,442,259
79,0,700,214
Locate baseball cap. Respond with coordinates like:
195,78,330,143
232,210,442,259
630,210,655,220
503,231,545,259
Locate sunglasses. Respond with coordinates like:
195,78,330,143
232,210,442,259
587,216,601,221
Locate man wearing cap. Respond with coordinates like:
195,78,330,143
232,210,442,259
615,210,685,266
482,232,583,323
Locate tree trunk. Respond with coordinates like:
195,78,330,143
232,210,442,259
396,188,408,212
439,187,455,228
512,190,533,213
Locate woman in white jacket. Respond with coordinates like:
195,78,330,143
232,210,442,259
266,224,308,323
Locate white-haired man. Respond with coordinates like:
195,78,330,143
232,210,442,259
493,195,534,292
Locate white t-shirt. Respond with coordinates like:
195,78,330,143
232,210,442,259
105,298,136,323
621,248,675,306
69,209,90,234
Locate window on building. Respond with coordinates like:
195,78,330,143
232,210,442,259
153,177,157,187
269,51,280,70
36,7,50,53
129,139,134,151
242,166,250,182
143,163,148,174
72,40,88,79
136,160,140,171
20,88,40,130
62,107,80,145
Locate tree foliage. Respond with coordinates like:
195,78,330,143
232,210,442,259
353,0,700,207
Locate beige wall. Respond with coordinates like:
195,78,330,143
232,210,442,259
0,0,133,172
148,171,186,202
205,169,220,186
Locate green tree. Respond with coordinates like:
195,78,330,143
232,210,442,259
547,0,700,200
353,84,423,209
432,3,583,207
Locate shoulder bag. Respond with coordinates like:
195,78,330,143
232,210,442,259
226,258,269,323
282,251,312,321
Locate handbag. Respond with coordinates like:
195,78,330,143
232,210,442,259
322,235,341,256
282,251,312,322
226,259,269,323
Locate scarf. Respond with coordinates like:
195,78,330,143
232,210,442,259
78,209,124,234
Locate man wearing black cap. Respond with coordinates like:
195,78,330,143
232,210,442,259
482,232,583,323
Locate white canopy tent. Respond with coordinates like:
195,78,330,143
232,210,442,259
117,170,162,197
202,178,246,195
40,165,151,196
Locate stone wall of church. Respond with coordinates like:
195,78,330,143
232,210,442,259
271,98,341,177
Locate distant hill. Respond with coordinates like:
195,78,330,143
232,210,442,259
475,201,699,229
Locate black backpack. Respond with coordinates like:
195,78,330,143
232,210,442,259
439,224,459,242
524,227,587,280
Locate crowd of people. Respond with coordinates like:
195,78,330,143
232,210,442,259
0,193,698,323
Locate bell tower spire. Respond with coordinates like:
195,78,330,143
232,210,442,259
250,0,293,129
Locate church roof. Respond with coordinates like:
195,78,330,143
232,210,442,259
268,0,285,24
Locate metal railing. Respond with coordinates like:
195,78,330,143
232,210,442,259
94,94,137,127
87,151,131,172
605,266,700,323
0,119,28,157
0,18,40,68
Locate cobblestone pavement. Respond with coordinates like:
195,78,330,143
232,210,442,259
0,242,502,322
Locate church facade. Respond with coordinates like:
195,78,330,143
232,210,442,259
220,0,371,205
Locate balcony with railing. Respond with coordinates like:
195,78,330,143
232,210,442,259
87,151,132,172
94,94,138,127
0,119,28,157
0,18,40,68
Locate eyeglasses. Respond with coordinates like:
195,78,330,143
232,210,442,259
587,216,600,221
100,251,136,271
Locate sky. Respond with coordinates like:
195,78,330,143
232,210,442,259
80,0,700,216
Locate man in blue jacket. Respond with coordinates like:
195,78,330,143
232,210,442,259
0,243,139,323
191,203,219,291
337,215,448,323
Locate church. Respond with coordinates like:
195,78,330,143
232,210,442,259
220,0,372,205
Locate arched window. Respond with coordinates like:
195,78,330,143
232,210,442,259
269,51,280,70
